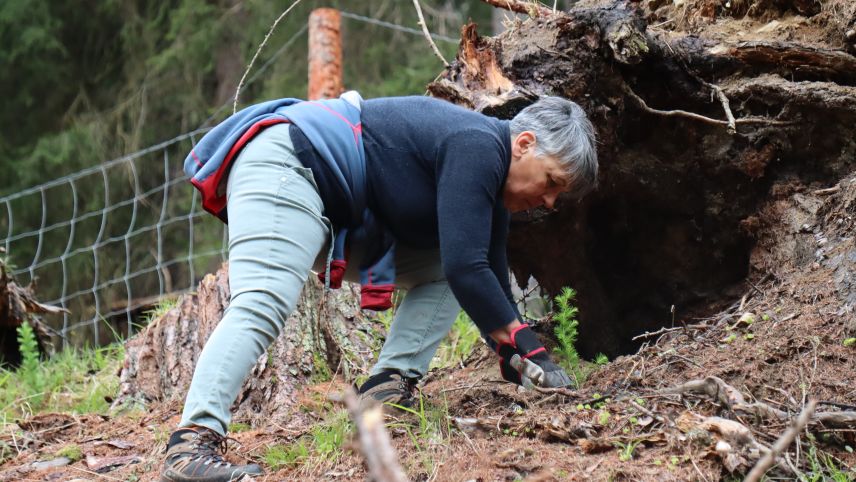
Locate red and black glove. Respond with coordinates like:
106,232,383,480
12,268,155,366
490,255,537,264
496,324,573,388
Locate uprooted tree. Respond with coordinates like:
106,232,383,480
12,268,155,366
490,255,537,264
116,0,856,443
429,0,856,357
0,257,62,366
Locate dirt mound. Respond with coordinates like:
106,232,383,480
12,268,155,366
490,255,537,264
3,0,856,479
2,173,855,481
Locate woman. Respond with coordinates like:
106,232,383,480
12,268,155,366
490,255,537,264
161,93,597,482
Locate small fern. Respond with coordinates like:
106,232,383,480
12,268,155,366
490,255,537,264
16,321,43,393
553,287,580,367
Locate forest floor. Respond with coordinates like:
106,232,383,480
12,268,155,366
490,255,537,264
2,173,856,480
3,1,856,480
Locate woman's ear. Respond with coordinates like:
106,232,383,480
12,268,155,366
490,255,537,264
512,131,536,158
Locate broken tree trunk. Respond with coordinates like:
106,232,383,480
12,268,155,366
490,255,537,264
431,0,856,357
0,256,63,365
114,264,377,430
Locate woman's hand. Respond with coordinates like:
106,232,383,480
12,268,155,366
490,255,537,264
494,323,574,388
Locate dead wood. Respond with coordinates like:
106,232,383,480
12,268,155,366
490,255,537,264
726,42,856,84
479,0,552,17
744,400,817,482
661,377,856,429
0,257,63,365
660,376,790,420
340,388,409,482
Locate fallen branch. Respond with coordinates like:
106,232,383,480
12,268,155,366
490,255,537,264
339,388,409,482
811,411,856,428
659,376,789,421
744,400,817,482
661,377,856,428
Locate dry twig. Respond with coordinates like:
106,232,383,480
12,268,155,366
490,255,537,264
744,400,817,482
632,326,684,341
340,388,409,482
662,377,856,428
233,0,303,114
412,0,450,68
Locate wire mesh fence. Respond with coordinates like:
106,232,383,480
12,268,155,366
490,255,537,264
1,8,463,349
1,129,228,347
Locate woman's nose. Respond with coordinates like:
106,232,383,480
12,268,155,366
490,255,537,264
543,193,557,210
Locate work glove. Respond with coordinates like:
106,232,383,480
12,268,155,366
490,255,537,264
496,324,573,389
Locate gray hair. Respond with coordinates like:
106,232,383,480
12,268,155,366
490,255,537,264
509,97,598,198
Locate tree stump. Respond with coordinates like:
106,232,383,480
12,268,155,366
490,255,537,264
114,264,378,430
0,257,62,365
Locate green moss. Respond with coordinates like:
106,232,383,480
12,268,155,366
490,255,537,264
55,444,83,462
228,422,252,433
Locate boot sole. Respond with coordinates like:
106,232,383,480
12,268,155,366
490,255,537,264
160,470,259,481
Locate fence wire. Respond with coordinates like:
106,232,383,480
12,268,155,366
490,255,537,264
0,21,316,347
2,9,462,348
1,128,227,347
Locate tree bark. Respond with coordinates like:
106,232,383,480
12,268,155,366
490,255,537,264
114,264,377,430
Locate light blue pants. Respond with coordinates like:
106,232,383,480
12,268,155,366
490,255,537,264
179,125,461,435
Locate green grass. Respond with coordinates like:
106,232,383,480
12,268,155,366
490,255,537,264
264,440,310,469
228,422,252,433
264,409,352,470
0,298,178,421
134,297,178,331
614,439,640,462
0,328,125,421
386,391,453,475
801,436,856,482
431,312,482,370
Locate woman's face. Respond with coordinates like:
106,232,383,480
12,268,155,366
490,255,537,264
503,131,571,213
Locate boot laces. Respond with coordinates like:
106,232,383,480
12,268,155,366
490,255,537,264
188,431,239,467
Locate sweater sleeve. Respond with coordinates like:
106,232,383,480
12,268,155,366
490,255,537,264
488,205,522,321
436,130,519,333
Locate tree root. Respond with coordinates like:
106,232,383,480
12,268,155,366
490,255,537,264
622,84,796,132
660,376,856,428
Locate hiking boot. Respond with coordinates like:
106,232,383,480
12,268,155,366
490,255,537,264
357,370,419,409
160,427,263,482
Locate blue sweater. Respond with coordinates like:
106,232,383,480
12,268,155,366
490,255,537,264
184,94,398,311
294,96,519,332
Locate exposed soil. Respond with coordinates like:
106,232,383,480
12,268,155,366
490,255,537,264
3,0,856,480
2,171,855,482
